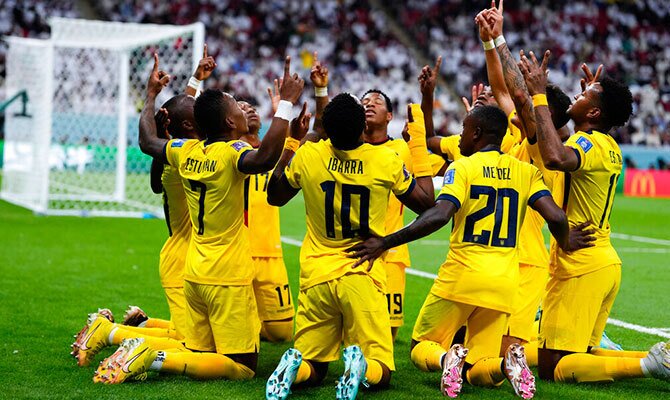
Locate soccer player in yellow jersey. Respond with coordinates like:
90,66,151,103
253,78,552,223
520,49,670,384
351,105,575,399
265,94,435,400
238,100,295,343
89,54,305,384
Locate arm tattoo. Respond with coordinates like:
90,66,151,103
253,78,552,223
496,43,528,97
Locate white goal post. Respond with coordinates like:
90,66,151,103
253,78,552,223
1,18,204,217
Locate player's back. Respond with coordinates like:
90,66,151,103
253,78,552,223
165,138,254,286
433,150,550,312
159,164,191,288
552,130,623,278
285,139,414,290
246,169,283,258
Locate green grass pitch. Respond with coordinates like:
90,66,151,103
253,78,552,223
1,194,669,399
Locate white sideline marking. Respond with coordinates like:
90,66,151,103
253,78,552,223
610,233,670,247
280,236,669,339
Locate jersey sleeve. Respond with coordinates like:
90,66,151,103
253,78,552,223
229,140,254,174
284,147,305,189
165,139,188,167
439,135,460,161
527,166,551,206
391,159,415,197
565,132,594,172
501,110,523,154
436,161,467,209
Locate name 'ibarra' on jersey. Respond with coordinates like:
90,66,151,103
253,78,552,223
482,166,511,180
327,157,364,175
184,158,218,173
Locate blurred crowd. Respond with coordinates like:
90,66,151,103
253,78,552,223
1,0,669,147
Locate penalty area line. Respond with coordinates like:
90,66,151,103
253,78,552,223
280,236,670,339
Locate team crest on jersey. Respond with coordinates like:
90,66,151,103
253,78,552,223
232,141,250,151
443,169,455,185
576,136,593,153
402,165,411,181
171,139,185,148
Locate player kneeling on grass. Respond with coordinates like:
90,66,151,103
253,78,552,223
265,95,435,399
349,105,585,399
85,54,304,384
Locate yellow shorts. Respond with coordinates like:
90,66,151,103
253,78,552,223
294,273,395,370
253,256,295,322
506,264,548,342
539,264,621,353
163,287,187,339
183,281,261,354
384,261,406,328
412,293,509,365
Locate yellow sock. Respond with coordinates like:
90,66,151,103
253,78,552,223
466,357,505,387
410,341,445,372
294,361,314,384
590,348,647,358
116,325,171,338
159,350,254,380
261,320,294,343
525,340,538,367
110,326,185,350
365,359,384,385
554,353,643,383
145,318,171,329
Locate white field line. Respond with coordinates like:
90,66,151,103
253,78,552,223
610,233,670,247
280,236,670,339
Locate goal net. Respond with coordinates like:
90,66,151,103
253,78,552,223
2,18,204,217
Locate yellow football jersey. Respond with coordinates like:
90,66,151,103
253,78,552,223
508,140,549,268
381,138,413,266
165,138,255,286
159,164,191,288
285,139,415,291
439,135,463,161
501,110,524,154
245,169,283,258
550,130,622,278
432,149,550,313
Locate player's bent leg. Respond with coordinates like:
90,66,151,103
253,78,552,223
411,340,448,372
590,348,647,358
384,261,406,340
157,349,255,380
261,317,294,343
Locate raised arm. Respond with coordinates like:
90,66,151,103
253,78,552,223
238,56,305,174
476,8,515,116
185,43,217,97
418,56,442,137
309,51,329,141
520,51,579,171
149,108,171,192
267,103,311,206
138,54,171,162
483,0,536,139
346,200,457,269
403,104,436,214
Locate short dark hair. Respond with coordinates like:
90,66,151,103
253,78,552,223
161,94,194,139
362,89,393,113
598,77,633,129
193,89,231,137
469,105,508,142
546,84,571,129
323,93,366,150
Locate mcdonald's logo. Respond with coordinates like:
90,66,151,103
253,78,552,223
630,171,656,196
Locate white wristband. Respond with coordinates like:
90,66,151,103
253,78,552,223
274,100,293,121
188,76,202,90
315,86,328,97
482,40,495,51
494,35,506,47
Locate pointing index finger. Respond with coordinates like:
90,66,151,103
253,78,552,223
203,43,208,58
434,56,442,75
153,53,159,72
283,56,291,79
